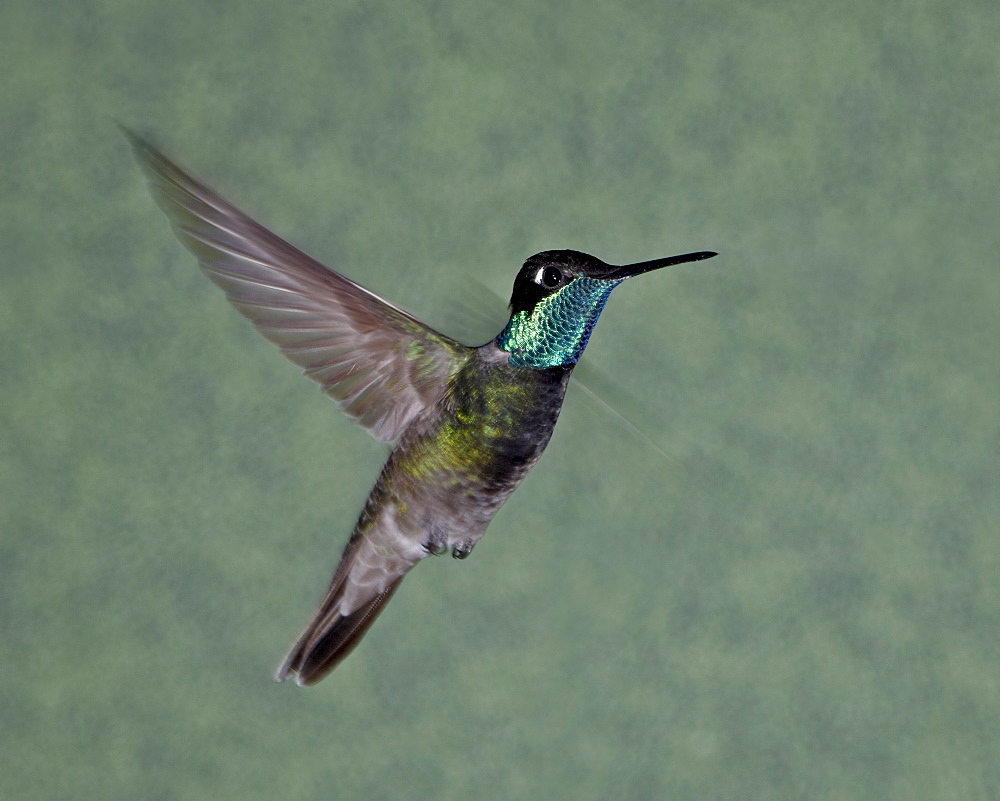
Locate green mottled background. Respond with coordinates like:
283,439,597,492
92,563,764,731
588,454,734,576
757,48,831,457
3,0,997,798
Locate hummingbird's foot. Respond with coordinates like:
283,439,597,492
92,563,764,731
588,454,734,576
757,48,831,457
422,534,449,556
451,541,475,560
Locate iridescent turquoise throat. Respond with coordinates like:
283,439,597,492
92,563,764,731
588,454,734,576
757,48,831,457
497,277,624,369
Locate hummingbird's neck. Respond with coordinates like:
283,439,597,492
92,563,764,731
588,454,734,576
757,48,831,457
497,277,624,369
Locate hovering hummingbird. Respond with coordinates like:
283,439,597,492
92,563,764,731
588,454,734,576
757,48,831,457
125,129,716,686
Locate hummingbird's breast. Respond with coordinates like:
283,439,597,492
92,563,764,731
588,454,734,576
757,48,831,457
328,347,574,618
363,347,574,555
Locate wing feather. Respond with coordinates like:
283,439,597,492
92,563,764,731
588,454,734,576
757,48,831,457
126,128,470,442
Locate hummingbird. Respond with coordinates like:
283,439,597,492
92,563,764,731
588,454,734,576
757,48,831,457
125,128,716,686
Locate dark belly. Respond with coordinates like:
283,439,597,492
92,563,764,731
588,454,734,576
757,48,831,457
361,361,574,541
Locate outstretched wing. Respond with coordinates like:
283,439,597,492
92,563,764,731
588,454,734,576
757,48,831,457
126,128,470,442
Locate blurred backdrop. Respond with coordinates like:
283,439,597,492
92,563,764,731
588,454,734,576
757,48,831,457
2,1,997,798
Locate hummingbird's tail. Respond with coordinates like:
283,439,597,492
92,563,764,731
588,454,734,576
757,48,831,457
274,575,406,686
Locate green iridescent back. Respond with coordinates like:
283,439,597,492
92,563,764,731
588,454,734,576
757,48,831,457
497,276,624,369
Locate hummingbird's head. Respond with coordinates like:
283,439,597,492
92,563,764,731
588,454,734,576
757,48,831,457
498,249,716,369
508,250,614,315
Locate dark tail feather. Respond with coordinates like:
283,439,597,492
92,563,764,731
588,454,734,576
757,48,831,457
275,576,405,686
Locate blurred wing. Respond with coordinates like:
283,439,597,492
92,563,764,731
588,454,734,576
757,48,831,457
125,128,470,442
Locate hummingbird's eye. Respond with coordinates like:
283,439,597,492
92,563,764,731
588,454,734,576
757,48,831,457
536,266,564,289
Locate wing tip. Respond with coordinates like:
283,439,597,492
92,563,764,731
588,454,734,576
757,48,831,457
118,122,167,175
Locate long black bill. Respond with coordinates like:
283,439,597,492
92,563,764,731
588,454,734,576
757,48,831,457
606,250,717,280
